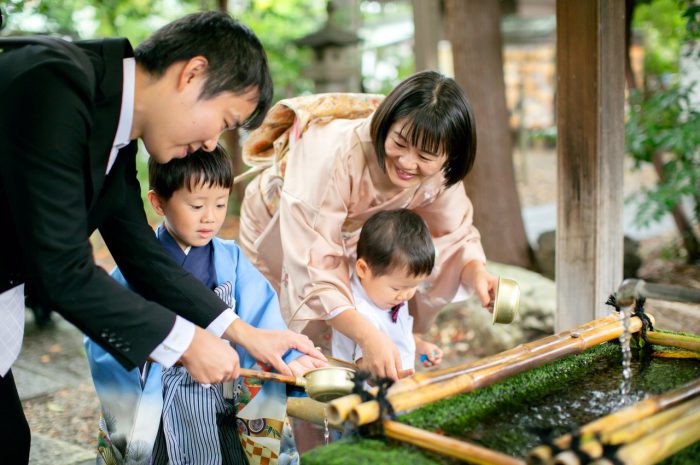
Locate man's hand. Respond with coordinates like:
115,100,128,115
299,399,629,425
461,260,498,310
180,326,240,384
224,320,327,376
288,354,328,377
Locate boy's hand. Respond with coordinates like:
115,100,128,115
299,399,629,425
180,326,240,383
460,260,498,310
414,335,443,367
288,355,328,377
224,320,326,376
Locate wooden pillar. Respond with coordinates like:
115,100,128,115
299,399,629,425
412,0,442,72
555,0,625,330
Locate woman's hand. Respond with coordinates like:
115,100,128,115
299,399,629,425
460,260,498,310
414,335,443,367
224,320,327,376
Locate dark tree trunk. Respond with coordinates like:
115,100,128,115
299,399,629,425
444,0,536,270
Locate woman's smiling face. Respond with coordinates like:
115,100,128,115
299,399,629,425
382,118,447,189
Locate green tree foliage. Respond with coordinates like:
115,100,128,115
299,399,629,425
626,86,700,228
626,0,700,262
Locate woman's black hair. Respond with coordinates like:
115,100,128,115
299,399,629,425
135,10,272,130
148,145,233,200
370,70,477,186
356,209,435,278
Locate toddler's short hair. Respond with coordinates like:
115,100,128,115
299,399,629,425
148,146,233,200
357,209,435,278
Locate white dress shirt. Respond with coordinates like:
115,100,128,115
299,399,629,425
332,274,416,371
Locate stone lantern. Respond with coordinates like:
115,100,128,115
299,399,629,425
294,0,362,93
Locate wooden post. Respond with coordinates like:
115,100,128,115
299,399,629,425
555,0,625,330
412,0,442,72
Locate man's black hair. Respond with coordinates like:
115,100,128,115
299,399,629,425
135,10,272,130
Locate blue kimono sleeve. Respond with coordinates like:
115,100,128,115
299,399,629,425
214,239,302,365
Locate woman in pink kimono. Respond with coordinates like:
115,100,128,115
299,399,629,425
239,71,497,380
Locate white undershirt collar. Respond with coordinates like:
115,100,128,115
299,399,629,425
106,57,135,174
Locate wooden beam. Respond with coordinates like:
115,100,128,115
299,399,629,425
555,0,625,330
412,0,442,72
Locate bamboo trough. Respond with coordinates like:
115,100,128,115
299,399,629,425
287,388,525,464
344,314,650,427
327,314,628,425
525,378,700,465
588,402,700,465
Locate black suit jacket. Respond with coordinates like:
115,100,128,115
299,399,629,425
0,37,228,369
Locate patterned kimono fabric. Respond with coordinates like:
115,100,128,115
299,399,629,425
85,226,296,465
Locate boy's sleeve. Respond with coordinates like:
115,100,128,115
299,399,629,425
230,243,302,363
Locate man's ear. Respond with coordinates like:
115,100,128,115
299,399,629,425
356,258,371,280
147,190,166,217
177,56,209,91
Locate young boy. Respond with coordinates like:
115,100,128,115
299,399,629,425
85,146,323,465
332,209,443,373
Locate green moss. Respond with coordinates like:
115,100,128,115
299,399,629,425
302,437,454,465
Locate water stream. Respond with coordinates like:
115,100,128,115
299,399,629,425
617,304,633,406
323,417,330,445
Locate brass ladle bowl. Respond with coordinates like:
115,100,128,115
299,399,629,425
240,366,356,402
491,276,521,324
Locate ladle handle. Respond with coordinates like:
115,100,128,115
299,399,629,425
239,368,306,387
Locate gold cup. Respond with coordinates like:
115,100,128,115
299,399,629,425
491,277,520,324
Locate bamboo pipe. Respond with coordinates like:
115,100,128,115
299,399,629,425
616,278,700,306
645,331,700,352
526,378,700,465
286,396,342,427
588,405,700,465
552,397,700,465
327,314,625,425
350,316,648,427
396,314,625,393
383,420,525,465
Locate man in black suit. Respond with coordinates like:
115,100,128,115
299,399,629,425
0,11,324,463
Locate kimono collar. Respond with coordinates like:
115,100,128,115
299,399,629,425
156,224,217,289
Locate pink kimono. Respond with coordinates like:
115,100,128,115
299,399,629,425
238,94,486,346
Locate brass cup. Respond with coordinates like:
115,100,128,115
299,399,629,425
492,277,520,325
302,366,356,402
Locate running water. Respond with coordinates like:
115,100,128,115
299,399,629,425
617,303,633,406
323,417,330,445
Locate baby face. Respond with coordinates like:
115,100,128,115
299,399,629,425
358,263,428,310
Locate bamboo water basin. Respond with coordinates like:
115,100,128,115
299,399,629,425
302,338,700,465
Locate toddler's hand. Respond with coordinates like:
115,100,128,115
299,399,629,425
415,336,443,367
288,354,328,377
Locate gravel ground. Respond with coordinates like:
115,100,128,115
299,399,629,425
22,148,699,453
